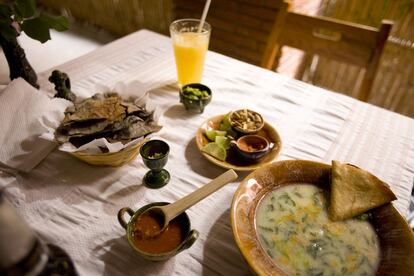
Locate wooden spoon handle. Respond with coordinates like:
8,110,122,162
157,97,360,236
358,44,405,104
163,169,238,222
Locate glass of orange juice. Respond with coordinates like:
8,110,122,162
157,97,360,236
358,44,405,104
170,19,211,86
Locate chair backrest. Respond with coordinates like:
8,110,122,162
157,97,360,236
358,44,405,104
261,1,393,102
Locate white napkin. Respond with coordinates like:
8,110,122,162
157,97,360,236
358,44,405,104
0,78,72,172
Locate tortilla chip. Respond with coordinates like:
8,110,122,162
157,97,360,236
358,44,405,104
329,160,397,221
62,94,126,124
112,116,162,140
54,93,162,149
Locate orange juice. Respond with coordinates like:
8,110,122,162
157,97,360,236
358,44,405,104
173,32,209,85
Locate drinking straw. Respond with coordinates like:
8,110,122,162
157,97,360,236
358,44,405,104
197,0,211,33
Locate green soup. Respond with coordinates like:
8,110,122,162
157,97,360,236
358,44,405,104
256,184,380,276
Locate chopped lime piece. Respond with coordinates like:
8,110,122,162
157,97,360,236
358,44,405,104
223,112,231,122
205,130,216,141
201,142,227,161
215,135,231,150
219,112,232,131
216,130,226,136
205,130,226,141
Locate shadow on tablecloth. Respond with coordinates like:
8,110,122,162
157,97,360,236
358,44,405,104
101,181,146,216
183,137,253,182
202,208,253,276
184,138,228,179
163,104,202,120
8,150,119,205
94,235,176,275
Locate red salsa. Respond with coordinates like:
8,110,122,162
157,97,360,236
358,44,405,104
238,138,266,152
132,211,185,254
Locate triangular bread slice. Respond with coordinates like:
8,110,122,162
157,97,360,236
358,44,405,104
329,160,397,221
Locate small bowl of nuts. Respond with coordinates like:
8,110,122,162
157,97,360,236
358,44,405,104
229,109,264,135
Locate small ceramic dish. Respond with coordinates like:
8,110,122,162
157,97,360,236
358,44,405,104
229,109,264,134
231,135,271,161
196,114,282,171
117,202,199,261
179,83,212,113
231,160,414,275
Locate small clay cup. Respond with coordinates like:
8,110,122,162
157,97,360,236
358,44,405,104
179,83,212,113
231,135,271,162
140,140,170,189
117,202,199,261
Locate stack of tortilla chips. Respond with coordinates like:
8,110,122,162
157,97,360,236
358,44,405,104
55,93,161,149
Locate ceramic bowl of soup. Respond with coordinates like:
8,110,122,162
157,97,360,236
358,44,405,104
231,160,414,275
118,202,199,261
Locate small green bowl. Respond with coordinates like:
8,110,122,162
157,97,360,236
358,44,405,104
179,83,212,113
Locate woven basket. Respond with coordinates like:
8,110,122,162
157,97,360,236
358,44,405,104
69,138,149,167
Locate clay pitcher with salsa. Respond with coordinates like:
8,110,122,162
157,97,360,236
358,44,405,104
118,202,199,261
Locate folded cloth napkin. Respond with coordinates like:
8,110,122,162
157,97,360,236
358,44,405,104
0,78,72,172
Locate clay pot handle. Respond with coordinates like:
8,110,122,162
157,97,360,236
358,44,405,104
177,229,200,252
117,207,135,229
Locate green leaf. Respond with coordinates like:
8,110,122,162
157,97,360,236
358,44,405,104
0,4,12,19
21,17,50,43
38,13,69,32
21,13,69,43
14,0,36,19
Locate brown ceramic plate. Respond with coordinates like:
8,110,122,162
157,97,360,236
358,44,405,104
196,114,282,171
231,160,414,275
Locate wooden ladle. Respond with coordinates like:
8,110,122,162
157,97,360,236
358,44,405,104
138,169,238,238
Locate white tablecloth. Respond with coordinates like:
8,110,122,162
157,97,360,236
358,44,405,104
1,30,414,275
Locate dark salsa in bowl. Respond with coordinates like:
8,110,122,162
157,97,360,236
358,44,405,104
118,202,199,261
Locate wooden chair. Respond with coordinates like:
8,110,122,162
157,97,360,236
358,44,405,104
261,1,393,102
